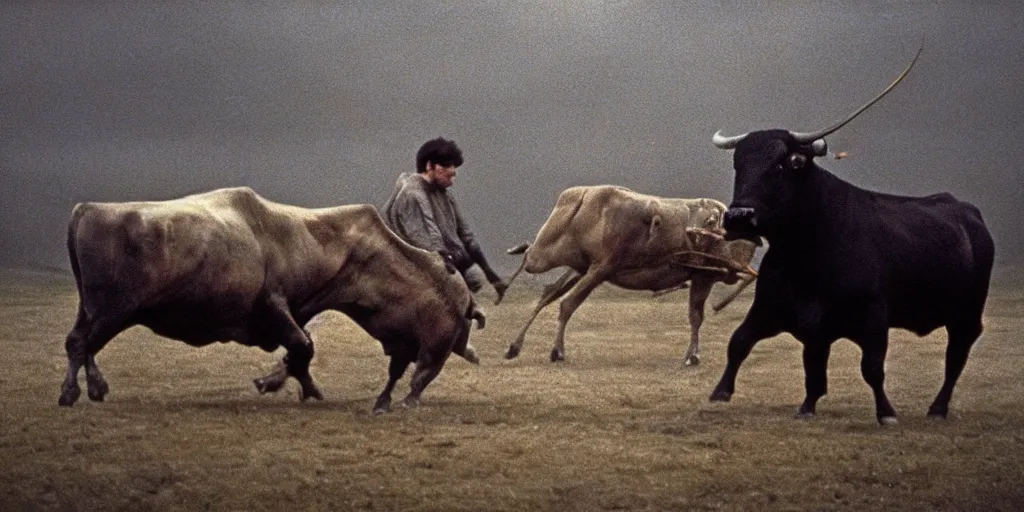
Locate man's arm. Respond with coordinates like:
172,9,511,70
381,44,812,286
452,200,505,286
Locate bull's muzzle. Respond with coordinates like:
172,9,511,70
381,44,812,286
723,207,759,241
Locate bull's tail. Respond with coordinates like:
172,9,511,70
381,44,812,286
449,303,481,364
497,242,531,306
449,300,486,364
66,204,88,299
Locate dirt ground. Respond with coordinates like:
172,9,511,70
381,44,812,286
1,267,1022,511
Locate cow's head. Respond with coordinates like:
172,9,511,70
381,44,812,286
691,198,728,231
711,46,922,242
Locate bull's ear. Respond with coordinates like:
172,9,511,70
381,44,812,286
809,138,828,157
788,152,808,170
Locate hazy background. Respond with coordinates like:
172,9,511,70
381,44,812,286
3,1,1022,274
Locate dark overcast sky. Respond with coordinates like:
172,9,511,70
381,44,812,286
2,1,1022,273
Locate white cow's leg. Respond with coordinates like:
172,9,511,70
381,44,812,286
551,266,609,362
683,277,713,366
506,269,580,359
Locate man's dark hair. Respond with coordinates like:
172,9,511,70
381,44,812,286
416,137,464,173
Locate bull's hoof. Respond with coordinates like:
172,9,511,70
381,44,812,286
87,380,109,402
372,393,392,415
709,389,732,402
461,346,480,365
550,348,565,362
683,355,700,366
927,404,948,419
504,345,521,360
878,415,899,427
401,396,420,409
794,411,816,420
253,377,284,395
299,383,324,402
58,386,81,407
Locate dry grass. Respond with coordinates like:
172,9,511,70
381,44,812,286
1,268,1023,511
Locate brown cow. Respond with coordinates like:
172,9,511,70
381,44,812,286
59,187,484,413
502,185,757,364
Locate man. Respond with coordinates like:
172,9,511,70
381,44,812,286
383,137,507,301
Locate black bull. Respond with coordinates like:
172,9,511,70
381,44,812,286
708,48,995,424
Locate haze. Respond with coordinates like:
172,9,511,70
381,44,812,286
3,2,1022,274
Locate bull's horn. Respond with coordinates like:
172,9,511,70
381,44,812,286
791,45,923,144
712,130,748,149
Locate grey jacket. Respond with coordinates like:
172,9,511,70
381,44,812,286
382,172,500,283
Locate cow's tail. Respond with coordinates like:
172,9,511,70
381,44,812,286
497,243,531,306
499,187,589,306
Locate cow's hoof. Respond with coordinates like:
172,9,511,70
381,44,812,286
372,404,390,415
878,416,899,427
87,380,109,402
709,390,732,402
504,345,521,360
794,411,816,420
401,397,420,409
926,412,948,421
58,386,81,407
549,349,565,362
684,355,700,366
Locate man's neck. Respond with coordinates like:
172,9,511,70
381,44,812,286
419,173,444,191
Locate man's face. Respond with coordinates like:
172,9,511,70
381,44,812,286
426,162,457,188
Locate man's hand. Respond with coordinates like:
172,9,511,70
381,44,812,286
492,279,509,305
